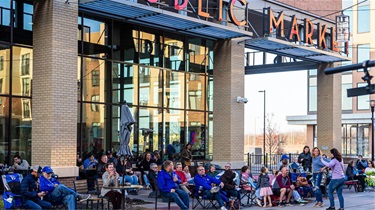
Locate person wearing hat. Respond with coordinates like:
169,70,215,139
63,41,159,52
21,165,52,209
39,166,91,210
277,154,289,170
106,150,118,167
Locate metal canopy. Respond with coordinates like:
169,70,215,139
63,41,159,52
245,37,351,63
79,0,253,40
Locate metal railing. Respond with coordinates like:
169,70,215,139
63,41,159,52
244,153,300,174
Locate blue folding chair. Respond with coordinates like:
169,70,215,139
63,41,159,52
2,173,24,209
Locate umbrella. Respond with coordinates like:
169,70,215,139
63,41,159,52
117,102,135,158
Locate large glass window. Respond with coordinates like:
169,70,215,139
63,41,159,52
186,111,205,160
164,71,185,109
342,74,352,110
0,96,9,164
0,0,11,26
139,30,162,67
23,3,33,31
357,82,369,110
308,76,317,112
186,73,205,110
164,109,184,160
187,38,206,73
139,66,162,107
138,107,160,154
12,47,32,96
0,45,10,94
342,124,369,157
357,1,370,33
357,44,370,72
112,63,138,105
164,34,184,71
81,57,105,102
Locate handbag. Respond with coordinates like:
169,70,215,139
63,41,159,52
296,176,308,187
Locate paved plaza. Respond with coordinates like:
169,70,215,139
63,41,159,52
126,188,375,210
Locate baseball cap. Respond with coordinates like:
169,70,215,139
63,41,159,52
106,150,112,155
32,165,41,173
42,166,53,173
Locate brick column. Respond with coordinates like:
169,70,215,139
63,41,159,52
32,0,78,177
212,39,245,169
317,63,342,153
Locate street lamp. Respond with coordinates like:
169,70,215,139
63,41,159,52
370,100,375,162
259,90,266,165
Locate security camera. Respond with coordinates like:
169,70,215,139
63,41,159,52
236,96,248,104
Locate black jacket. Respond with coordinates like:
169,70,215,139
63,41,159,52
346,165,356,180
298,152,312,171
20,174,40,201
219,170,236,190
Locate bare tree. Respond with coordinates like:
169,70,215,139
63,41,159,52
265,113,279,155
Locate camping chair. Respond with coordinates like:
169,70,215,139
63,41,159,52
2,173,24,209
190,185,219,209
74,179,104,209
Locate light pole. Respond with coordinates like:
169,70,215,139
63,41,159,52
370,100,375,162
259,90,266,165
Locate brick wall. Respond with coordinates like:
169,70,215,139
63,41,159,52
32,0,78,172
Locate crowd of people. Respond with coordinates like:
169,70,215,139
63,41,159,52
5,143,375,210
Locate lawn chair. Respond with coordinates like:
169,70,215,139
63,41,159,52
2,173,24,209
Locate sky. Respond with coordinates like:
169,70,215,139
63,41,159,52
244,70,308,135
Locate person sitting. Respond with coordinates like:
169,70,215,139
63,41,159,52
139,152,155,183
106,151,118,167
97,154,108,178
101,163,122,210
241,166,262,207
83,154,98,170
153,150,163,169
195,165,228,210
175,163,192,194
12,155,30,170
272,166,294,207
290,157,300,171
207,164,219,178
39,166,90,210
346,160,365,191
219,163,241,201
21,165,52,210
147,163,159,191
277,154,289,171
279,159,289,171
356,155,368,175
183,165,194,184
116,158,139,194
157,160,189,210
365,160,375,173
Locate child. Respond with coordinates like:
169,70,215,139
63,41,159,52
258,167,273,208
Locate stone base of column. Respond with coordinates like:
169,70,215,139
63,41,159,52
51,166,79,178
210,161,246,170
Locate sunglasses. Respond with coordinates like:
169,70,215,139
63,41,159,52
198,169,205,171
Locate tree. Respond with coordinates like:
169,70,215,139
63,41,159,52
265,113,287,155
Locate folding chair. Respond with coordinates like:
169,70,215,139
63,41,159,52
2,173,24,209
191,185,219,209
74,179,104,209
240,188,257,207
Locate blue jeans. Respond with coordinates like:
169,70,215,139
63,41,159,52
50,184,78,210
313,172,323,202
143,174,150,186
24,199,52,210
327,178,345,208
120,175,139,185
203,190,225,207
161,189,189,210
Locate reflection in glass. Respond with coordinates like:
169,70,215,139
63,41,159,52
139,30,162,67
80,103,106,157
207,40,214,74
11,97,32,164
164,71,184,109
186,111,205,160
186,73,205,110
82,18,107,45
0,97,9,164
208,77,213,112
164,35,184,71
112,106,135,154
138,107,160,155
207,113,213,160
140,67,162,107
0,45,10,94
82,57,105,102
112,63,138,105
23,3,33,31
187,38,205,73
164,109,184,160
12,46,32,96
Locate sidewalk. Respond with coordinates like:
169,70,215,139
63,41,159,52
127,188,375,210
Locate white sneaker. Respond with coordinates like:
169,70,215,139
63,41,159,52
256,198,262,207
220,206,228,210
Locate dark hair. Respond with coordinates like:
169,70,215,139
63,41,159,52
274,170,279,176
163,160,173,169
13,155,21,159
368,160,374,167
330,148,342,162
303,146,311,154
185,143,192,149
281,159,288,165
241,166,249,173
260,166,268,174
105,162,114,169
348,160,354,167
312,147,321,157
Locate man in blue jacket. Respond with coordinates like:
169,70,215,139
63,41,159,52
39,166,90,210
21,165,52,209
157,160,189,210
194,165,228,210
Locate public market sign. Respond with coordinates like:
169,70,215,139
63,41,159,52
266,8,349,54
146,0,248,26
